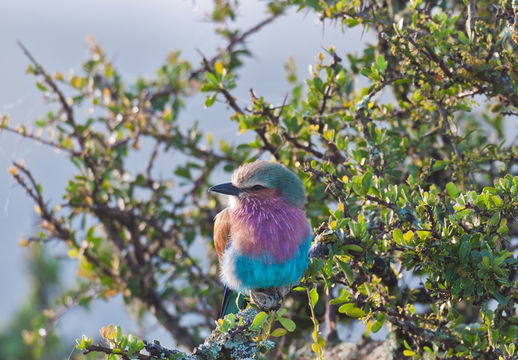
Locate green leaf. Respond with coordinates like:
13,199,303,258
309,288,319,308
278,317,296,332
337,260,355,285
311,343,322,356
116,326,123,343
446,182,458,197
482,256,490,268
403,349,415,356
313,77,323,92
371,319,384,333
459,241,471,262
458,31,469,44
497,223,509,234
491,195,503,207
205,72,219,87
270,328,287,337
36,82,48,92
251,312,268,330
375,55,387,73
276,308,287,318
344,18,359,27
75,335,92,350
488,327,499,348
120,336,128,350
489,212,500,226
393,229,403,244
360,68,371,77
417,230,430,240
343,244,363,253
491,290,507,306
338,303,365,317
403,231,414,245
361,171,373,192
329,297,346,305
205,94,216,107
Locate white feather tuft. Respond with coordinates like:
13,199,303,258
221,245,243,291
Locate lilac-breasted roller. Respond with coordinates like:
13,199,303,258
209,160,312,317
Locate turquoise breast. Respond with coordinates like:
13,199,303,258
230,231,312,291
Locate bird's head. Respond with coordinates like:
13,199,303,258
209,160,305,208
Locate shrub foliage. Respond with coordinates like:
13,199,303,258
3,0,518,359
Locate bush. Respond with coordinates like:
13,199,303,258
3,0,518,359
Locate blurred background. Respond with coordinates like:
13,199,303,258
0,0,370,356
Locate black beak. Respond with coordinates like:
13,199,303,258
209,182,241,196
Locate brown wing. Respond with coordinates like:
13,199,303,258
214,208,232,263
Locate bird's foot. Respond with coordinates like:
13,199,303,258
248,286,290,312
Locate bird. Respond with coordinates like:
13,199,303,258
209,160,312,317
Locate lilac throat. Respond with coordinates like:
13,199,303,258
230,194,309,263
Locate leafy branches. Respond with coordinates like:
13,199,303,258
3,3,276,350
3,0,518,359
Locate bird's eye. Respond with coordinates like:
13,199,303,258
251,185,265,191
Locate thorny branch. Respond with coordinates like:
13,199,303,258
150,13,279,102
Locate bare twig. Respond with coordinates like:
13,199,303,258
1,125,81,156
18,41,75,125
150,13,280,101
